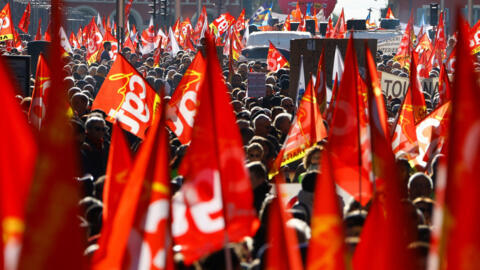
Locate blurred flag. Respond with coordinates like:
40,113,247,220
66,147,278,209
267,41,289,72
0,3,15,41
385,7,395,19
18,2,31,33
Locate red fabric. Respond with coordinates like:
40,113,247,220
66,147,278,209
267,41,289,72
18,1,87,268
43,21,51,41
211,13,235,37
271,75,327,177
18,2,31,33
443,17,480,270
92,54,161,139
266,185,303,270
429,12,447,70
414,34,434,78
325,74,339,124
353,47,416,270
328,35,372,204
28,54,50,129
283,14,292,31
306,153,346,270
333,9,346,39
438,63,451,105
34,18,42,41
193,7,208,42
174,32,259,264
314,50,327,112
235,9,246,32
394,13,414,68
165,52,207,144
92,107,174,270
0,56,37,270
325,17,334,38
0,4,15,41
385,7,395,19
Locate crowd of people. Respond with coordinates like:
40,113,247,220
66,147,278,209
2,5,471,270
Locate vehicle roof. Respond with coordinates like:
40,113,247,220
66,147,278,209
246,31,313,50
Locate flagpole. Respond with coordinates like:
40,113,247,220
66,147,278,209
116,0,124,49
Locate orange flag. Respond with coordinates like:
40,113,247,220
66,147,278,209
385,7,395,19
70,32,80,49
306,153,347,270
235,9,246,32
291,2,303,22
267,41,289,72
353,44,416,270
18,0,87,268
270,75,328,177
0,3,15,41
92,104,174,270
173,32,259,264
328,35,372,205
92,54,161,139
266,184,303,270
441,16,480,270
333,8,346,39
0,56,37,270
165,52,207,144
28,53,50,129
18,2,31,33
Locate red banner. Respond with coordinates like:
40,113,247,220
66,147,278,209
92,54,161,139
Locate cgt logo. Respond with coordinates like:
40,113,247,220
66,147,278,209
107,73,151,136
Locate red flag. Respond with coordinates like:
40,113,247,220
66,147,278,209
165,52,207,144
0,3,15,41
266,184,303,270
333,8,346,39
18,2,31,33
314,50,327,112
193,6,208,42
470,19,480,54
409,56,427,123
34,18,42,41
325,17,334,38
441,17,480,269
290,2,303,23
385,7,395,19
270,75,327,177
173,33,259,264
394,13,414,68
92,103,174,270
96,30,119,62
92,54,161,139
328,35,372,204
414,34,434,78
438,63,451,105
18,0,87,267
414,101,451,169
77,26,83,46
235,9,246,32
306,153,346,270
86,18,104,63
125,0,133,22
353,44,416,270
92,121,132,264
43,21,51,41
69,32,80,49
267,41,289,72
283,14,291,31
28,54,51,129
123,34,136,53
429,12,447,70
0,56,37,270
210,13,235,37
325,74,339,124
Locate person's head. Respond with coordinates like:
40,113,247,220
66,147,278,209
303,145,323,171
246,143,264,163
240,127,254,146
96,65,108,77
408,173,434,200
85,116,107,144
231,100,243,113
413,197,434,226
231,73,243,88
103,41,111,51
253,114,271,138
281,96,295,114
247,161,267,189
71,92,90,116
344,210,367,237
301,172,317,192
273,112,292,135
